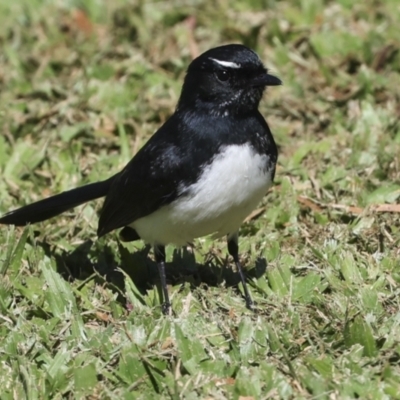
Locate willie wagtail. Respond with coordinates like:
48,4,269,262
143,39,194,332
0,44,281,313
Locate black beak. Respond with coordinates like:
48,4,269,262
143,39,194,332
252,72,282,87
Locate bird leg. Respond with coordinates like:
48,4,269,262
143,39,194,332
227,233,253,309
154,245,171,314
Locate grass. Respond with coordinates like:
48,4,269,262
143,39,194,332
0,0,400,398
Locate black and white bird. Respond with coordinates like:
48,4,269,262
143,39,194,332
0,44,281,313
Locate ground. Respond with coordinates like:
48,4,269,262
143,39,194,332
0,0,400,398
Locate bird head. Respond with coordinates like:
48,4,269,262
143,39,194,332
178,44,282,116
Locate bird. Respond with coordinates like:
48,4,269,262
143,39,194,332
0,44,281,314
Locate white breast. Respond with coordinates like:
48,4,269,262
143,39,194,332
131,144,273,246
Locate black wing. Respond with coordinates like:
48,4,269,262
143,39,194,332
97,113,216,237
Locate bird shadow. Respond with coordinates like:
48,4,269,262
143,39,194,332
36,238,267,308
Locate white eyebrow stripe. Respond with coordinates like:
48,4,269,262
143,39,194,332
209,58,241,69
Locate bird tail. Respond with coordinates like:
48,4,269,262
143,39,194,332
0,176,116,226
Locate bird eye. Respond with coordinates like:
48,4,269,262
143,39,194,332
215,70,230,82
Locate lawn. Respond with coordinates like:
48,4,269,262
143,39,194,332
0,0,400,398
